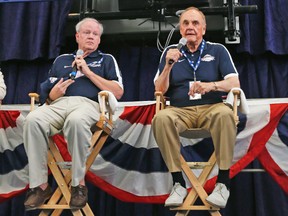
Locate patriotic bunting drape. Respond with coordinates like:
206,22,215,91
1,99,288,203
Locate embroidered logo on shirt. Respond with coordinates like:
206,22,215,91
88,57,104,67
201,54,215,62
89,62,101,67
178,59,186,63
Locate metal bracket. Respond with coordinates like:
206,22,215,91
224,0,241,44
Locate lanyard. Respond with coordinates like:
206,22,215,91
181,40,205,81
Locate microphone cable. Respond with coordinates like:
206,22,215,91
157,23,179,53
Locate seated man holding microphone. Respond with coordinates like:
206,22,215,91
23,17,123,210
152,7,240,209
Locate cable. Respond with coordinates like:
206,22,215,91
156,8,182,52
156,23,179,52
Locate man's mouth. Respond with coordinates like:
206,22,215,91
86,41,94,45
186,31,196,36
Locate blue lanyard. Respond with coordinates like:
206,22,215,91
181,40,205,81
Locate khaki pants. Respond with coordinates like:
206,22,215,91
152,103,236,172
23,96,100,188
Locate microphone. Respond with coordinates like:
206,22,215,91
168,37,187,65
70,49,84,80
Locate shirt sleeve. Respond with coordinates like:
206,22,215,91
38,58,61,104
154,48,168,83
104,54,123,89
218,44,238,78
0,71,7,100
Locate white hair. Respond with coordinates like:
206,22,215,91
75,17,104,35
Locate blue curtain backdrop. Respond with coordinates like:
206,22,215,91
1,0,288,216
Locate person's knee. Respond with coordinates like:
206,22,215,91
219,110,234,119
152,111,172,128
66,116,83,127
25,112,42,128
214,106,234,121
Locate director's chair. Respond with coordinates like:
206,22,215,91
28,91,115,216
155,89,241,216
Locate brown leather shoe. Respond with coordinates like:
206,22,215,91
24,185,53,210
69,185,88,209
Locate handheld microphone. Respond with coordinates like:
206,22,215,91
70,49,84,80
168,37,187,65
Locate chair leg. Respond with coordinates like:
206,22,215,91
173,153,222,216
38,141,93,215
87,132,109,169
37,139,71,215
37,124,111,216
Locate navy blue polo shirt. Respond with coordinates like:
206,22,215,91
40,50,123,103
155,40,238,107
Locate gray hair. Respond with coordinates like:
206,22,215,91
179,7,206,25
75,17,104,35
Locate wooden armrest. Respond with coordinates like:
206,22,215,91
29,93,40,111
28,92,40,101
232,89,241,96
98,91,109,98
231,89,241,125
155,89,241,125
98,91,113,121
155,91,167,114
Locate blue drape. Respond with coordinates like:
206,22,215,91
1,0,288,215
0,0,72,61
237,0,288,55
1,60,52,104
236,52,288,98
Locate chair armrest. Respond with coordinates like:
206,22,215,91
98,91,118,122
155,91,166,114
231,89,241,125
28,92,40,111
155,89,241,125
98,91,111,120
28,91,117,123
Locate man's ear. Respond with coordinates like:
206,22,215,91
202,25,206,36
75,32,79,43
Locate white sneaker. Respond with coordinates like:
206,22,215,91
164,182,187,207
206,183,230,208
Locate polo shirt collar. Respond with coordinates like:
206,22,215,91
182,40,207,54
73,49,103,58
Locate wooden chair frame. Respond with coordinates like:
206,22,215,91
155,90,240,216
28,92,114,216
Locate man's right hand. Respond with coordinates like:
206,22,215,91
49,78,75,101
166,48,182,66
